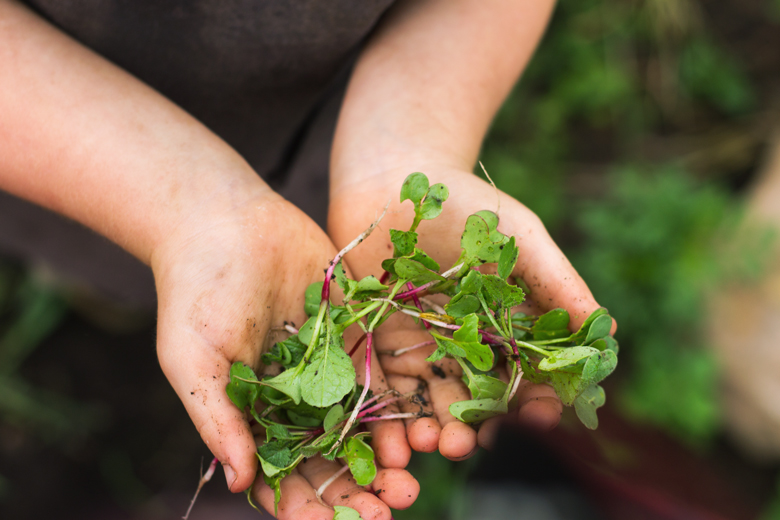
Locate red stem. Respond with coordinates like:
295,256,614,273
379,270,390,284
394,281,437,301
348,333,367,357
407,282,431,330
357,396,403,418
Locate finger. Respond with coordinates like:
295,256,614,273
427,375,478,460
514,380,563,432
347,326,411,469
297,457,391,520
372,464,420,510
157,333,257,493
386,374,441,452
477,415,502,450
252,469,334,520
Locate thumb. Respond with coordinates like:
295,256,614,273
503,207,611,332
157,326,258,493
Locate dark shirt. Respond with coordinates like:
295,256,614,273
0,0,395,307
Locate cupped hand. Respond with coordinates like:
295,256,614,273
150,192,417,519
329,165,607,458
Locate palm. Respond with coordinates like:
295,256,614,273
152,196,417,518
329,168,602,457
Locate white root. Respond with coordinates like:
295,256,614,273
419,296,446,315
183,457,219,520
316,464,350,503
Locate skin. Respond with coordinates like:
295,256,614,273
0,1,417,514
0,0,611,517
330,0,610,460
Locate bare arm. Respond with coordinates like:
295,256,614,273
0,0,270,263
330,0,605,455
0,3,422,514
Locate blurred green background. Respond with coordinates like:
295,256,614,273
3,0,780,518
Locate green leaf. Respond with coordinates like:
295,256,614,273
425,343,449,363
585,314,613,344
352,276,388,299
394,258,445,285
574,384,606,430
519,355,548,385
300,428,340,459
466,374,508,400
258,384,290,407
419,183,449,220
262,335,307,369
459,269,483,294
547,350,617,406
450,398,507,423
389,229,418,258
482,275,525,309
475,209,500,231
497,236,519,280
400,172,429,205
297,316,317,346
226,362,260,413
286,406,328,428
581,349,618,389
460,212,509,266
266,423,292,442
300,335,355,408
343,436,377,486
451,314,494,371
538,346,598,371
603,336,619,354
334,262,350,294
547,371,583,406
264,469,292,516
304,282,323,316
258,440,295,474
407,248,440,272
569,307,609,344
532,308,571,340
445,294,481,317
262,368,303,405
334,505,365,520
380,258,397,277
324,404,344,432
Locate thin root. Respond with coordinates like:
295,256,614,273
183,457,219,520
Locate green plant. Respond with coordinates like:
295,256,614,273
571,167,772,443
223,173,619,517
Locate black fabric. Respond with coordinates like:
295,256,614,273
0,0,395,308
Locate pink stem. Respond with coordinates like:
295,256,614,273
322,261,336,302
508,337,524,370
348,333,367,357
379,270,390,284
394,281,436,301
407,282,431,330
354,389,394,412
332,331,374,454
358,396,403,418
359,413,419,423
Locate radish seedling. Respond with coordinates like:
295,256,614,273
216,172,618,519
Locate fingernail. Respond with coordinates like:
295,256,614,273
223,463,237,490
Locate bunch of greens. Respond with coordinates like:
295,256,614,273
225,173,618,517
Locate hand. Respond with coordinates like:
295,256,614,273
151,192,417,519
329,165,607,458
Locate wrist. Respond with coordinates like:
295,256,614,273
147,167,278,277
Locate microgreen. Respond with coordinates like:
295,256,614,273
218,172,619,517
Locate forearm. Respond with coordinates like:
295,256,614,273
0,0,273,265
331,0,555,189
